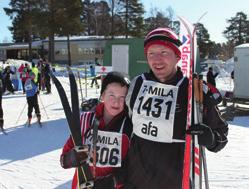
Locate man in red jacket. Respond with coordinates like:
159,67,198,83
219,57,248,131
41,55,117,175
18,63,29,93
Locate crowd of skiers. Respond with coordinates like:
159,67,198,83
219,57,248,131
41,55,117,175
60,27,228,189
0,58,52,129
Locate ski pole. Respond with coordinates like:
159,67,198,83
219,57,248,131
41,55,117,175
84,63,87,98
77,71,84,103
38,94,49,119
92,118,99,180
16,102,27,124
193,74,202,189
199,76,209,189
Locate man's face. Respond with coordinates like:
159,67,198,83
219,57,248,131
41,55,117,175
147,44,180,82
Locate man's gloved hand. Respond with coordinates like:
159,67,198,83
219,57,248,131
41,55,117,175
60,145,89,169
186,123,215,147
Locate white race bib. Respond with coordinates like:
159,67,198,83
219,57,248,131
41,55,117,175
85,130,122,167
24,79,33,91
22,72,26,78
132,80,178,143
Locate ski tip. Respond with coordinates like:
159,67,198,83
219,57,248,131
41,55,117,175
1,128,8,135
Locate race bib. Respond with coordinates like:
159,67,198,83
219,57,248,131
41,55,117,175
84,130,122,167
132,80,178,143
24,79,32,90
22,72,26,78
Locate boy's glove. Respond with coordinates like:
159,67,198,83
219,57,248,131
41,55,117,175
186,123,215,147
60,145,89,169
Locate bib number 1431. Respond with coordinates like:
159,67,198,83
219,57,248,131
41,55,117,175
137,96,172,120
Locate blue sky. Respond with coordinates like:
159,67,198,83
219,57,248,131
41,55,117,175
0,0,248,43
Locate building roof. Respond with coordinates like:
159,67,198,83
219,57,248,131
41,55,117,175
235,43,249,48
200,59,224,64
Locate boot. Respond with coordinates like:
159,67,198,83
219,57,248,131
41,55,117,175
37,115,41,124
27,117,32,126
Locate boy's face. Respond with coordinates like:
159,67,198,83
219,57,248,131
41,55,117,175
101,82,128,118
146,44,180,82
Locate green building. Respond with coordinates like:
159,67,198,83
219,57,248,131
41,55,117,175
103,38,149,79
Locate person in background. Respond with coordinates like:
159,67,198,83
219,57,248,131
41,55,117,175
90,65,99,89
25,70,41,126
231,70,234,80
60,71,132,189
123,27,228,189
207,67,219,87
2,65,15,94
42,59,51,94
37,59,43,91
18,63,29,94
10,66,19,91
0,70,4,130
31,62,39,86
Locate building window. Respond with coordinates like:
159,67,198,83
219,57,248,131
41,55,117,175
83,48,89,54
78,47,83,54
61,49,68,55
95,48,100,55
89,48,95,55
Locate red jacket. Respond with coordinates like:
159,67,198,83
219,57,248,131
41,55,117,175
18,64,29,81
61,103,132,189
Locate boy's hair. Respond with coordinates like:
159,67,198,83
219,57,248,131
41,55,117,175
100,71,130,95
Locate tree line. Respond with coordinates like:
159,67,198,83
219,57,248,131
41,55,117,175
4,0,249,63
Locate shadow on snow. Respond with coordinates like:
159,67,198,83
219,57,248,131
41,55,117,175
0,118,70,166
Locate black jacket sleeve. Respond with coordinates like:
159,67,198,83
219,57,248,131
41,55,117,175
203,93,228,152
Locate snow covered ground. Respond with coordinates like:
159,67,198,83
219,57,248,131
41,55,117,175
0,65,249,189
0,75,100,189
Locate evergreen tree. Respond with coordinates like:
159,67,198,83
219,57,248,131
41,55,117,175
144,8,171,34
223,11,249,46
56,0,84,66
92,1,111,36
82,0,93,35
119,0,145,38
108,0,126,37
195,22,212,58
4,0,41,60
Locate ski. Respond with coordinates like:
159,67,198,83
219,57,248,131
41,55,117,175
51,68,94,189
179,16,201,189
179,14,208,189
179,16,195,189
68,68,94,188
26,121,31,127
0,127,7,135
25,122,43,127
38,121,43,127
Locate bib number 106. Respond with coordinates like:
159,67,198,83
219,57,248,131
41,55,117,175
89,146,119,166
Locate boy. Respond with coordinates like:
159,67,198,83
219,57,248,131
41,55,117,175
25,71,41,126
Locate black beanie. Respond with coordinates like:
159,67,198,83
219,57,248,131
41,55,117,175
100,71,130,95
